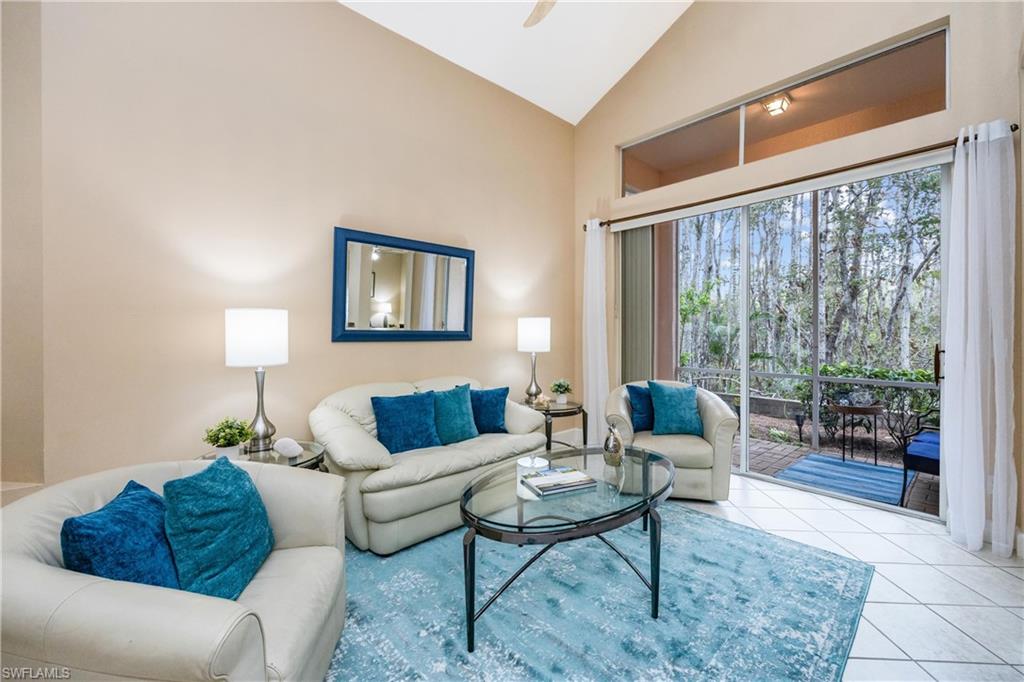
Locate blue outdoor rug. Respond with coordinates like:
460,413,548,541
776,453,915,506
325,502,873,682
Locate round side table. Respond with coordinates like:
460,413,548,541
522,400,588,451
199,440,325,470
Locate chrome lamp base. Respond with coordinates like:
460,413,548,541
247,366,276,453
524,352,542,405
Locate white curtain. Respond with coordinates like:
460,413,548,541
944,120,1017,556
583,218,609,445
417,253,437,331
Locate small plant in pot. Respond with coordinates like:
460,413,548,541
550,378,573,405
203,417,254,458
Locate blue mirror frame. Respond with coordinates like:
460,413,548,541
331,227,475,342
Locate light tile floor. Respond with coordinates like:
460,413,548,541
677,475,1024,681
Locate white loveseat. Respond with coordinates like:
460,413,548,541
0,461,346,682
606,381,739,501
309,376,546,555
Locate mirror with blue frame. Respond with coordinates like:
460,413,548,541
331,227,474,342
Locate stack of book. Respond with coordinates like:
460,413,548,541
521,465,596,497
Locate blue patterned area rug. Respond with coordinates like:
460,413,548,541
776,453,914,506
326,502,872,681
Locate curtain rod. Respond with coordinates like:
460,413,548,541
582,123,1019,230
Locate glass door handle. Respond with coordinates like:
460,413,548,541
933,344,944,385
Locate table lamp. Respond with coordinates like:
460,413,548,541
371,300,393,327
225,308,288,453
517,317,550,405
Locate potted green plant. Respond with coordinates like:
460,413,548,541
550,378,573,405
203,417,254,458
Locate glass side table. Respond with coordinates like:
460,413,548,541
523,400,588,451
198,440,325,470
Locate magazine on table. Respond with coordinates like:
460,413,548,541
521,465,597,497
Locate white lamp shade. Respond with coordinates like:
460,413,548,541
372,300,393,314
225,308,289,367
517,317,550,353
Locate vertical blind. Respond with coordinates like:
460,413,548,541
619,226,653,383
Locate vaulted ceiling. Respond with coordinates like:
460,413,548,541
341,1,692,124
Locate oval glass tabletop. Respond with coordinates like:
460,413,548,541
460,446,674,536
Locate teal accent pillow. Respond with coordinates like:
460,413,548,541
626,384,655,432
647,381,704,436
371,391,442,454
433,384,479,444
470,387,508,434
163,458,274,600
60,481,179,589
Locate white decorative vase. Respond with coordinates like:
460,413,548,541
215,445,241,459
556,394,568,405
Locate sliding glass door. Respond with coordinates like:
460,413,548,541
670,163,944,515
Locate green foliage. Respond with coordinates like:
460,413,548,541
817,362,934,384
550,378,573,395
767,427,794,444
203,417,254,448
678,280,715,324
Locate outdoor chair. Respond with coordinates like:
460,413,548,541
900,410,940,507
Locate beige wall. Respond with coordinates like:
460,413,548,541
1,3,43,484
574,1,1022,520
1,2,574,484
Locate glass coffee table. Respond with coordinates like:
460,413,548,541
459,446,674,651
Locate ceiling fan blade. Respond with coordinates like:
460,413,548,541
523,0,556,28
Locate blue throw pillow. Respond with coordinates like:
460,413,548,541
371,391,443,454
647,381,704,436
626,384,655,432
61,481,179,589
470,386,508,434
163,458,274,600
433,384,479,445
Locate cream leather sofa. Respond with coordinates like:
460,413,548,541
606,381,739,501
0,461,345,682
309,376,546,555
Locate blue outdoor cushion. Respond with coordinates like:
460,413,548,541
626,384,655,432
60,480,179,589
470,387,509,434
371,391,443,454
907,439,940,461
433,384,479,445
647,381,704,436
163,458,274,600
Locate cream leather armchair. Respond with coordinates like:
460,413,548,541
310,376,546,555
1,461,346,682
606,381,738,501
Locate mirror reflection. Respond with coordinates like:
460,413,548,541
345,242,468,332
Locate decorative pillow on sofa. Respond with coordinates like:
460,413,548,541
371,391,442,454
163,458,274,600
433,384,479,444
60,480,179,589
647,381,704,437
625,384,655,432
470,386,509,434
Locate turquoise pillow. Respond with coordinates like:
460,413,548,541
626,384,655,432
163,458,274,600
60,481,179,589
433,384,479,444
647,381,704,436
371,391,442,454
470,386,508,434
